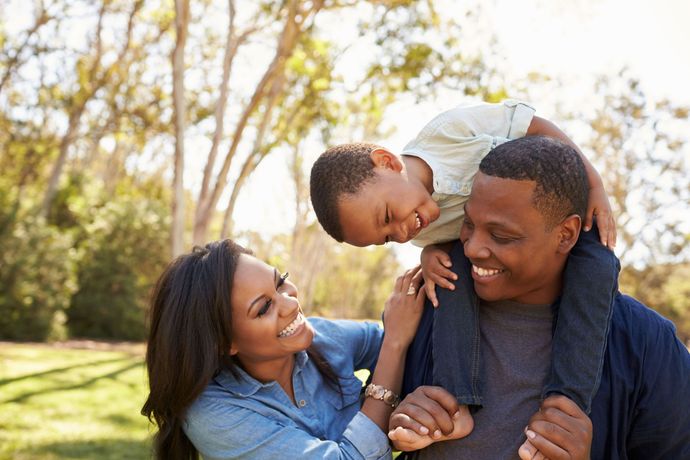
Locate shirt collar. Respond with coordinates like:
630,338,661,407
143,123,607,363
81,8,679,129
214,351,310,397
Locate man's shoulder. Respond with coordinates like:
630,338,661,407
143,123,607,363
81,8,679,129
608,293,679,357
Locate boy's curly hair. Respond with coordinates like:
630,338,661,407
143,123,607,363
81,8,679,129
309,143,382,242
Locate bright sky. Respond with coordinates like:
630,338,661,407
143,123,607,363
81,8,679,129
233,0,690,267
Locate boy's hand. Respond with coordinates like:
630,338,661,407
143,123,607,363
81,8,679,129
518,395,592,460
420,244,456,308
585,184,617,249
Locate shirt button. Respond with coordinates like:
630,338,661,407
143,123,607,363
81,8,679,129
299,400,306,407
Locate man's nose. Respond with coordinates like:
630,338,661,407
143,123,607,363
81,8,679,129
463,233,491,259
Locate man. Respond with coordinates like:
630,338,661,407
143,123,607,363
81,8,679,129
388,136,690,459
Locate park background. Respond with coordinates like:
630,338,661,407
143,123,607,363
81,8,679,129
1,0,689,458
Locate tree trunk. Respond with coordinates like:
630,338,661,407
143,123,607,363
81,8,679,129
171,0,190,256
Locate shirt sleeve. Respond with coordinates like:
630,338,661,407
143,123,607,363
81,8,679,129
184,404,392,460
627,317,690,458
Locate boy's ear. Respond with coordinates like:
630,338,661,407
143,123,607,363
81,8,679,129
370,148,403,172
556,214,581,254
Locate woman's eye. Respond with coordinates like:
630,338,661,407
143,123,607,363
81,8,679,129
257,299,271,317
385,206,390,224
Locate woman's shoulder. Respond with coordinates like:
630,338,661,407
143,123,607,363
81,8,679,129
309,317,381,347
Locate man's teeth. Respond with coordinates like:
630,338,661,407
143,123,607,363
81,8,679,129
472,265,503,277
278,313,305,338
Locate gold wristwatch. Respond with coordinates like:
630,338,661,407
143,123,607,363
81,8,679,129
365,383,400,408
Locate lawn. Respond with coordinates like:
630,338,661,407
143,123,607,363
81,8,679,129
0,342,152,460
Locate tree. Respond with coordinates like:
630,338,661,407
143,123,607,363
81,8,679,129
171,0,190,256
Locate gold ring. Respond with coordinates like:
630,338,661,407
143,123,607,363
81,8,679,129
406,285,416,296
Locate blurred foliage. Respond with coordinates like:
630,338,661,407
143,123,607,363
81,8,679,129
0,0,688,341
67,195,170,340
0,185,77,341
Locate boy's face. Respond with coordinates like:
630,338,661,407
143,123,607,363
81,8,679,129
459,172,576,305
337,168,440,247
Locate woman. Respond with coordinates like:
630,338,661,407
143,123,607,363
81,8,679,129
142,239,427,459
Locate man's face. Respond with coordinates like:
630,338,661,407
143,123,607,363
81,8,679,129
459,172,570,305
337,168,440,247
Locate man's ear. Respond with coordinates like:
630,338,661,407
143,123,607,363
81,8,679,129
556,214,581,254
370,148,403,172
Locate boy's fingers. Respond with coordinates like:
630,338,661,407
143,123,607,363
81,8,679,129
430,273,455,291
584,206,594,232
424,282,439,307
433,265,458,281
438,253,452,268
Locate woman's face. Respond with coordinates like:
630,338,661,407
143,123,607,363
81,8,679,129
229,254,314,365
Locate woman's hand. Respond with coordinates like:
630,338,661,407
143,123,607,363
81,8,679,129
382,265,426,348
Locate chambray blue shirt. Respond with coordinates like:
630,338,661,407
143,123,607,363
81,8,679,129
183,318,391,460
403,99,536,247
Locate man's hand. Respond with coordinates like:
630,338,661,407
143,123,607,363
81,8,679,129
585,184,617,249
388,386,473,451
420,244,456,307
518,395,592,460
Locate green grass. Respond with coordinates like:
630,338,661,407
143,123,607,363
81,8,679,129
0,342,152,460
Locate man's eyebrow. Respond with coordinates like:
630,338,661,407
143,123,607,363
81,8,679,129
248,268,278,316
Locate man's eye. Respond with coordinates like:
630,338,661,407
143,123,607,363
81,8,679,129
492,234,513,244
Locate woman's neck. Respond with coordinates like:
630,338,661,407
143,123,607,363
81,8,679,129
238,354,297,404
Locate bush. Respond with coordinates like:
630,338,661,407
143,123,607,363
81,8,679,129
67,197,170,340
0,199,77,340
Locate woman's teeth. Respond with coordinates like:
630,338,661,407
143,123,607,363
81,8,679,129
278,313,305,338
472,265,504,277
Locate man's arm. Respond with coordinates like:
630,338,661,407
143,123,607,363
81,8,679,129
527,116,616,248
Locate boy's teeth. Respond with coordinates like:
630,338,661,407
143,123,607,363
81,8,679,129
278,313,305,338
415,213,421,229
472,265,503,277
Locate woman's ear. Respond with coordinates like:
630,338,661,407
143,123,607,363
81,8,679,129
229,343,238,356
370,148,404,172
557,215,581,254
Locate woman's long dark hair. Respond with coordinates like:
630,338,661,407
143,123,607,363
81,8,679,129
141,239,340,460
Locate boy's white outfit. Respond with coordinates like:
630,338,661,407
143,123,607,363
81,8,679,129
403,99,536,247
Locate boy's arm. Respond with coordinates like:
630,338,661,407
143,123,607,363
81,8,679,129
527,116,616,248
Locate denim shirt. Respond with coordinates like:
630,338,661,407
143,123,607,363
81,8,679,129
183,318,391,460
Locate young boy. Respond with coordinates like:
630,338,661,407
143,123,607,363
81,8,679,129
309,100,619,446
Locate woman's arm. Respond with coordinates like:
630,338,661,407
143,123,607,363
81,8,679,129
358,266,426,432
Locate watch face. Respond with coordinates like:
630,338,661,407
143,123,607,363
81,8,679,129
372,386,385,399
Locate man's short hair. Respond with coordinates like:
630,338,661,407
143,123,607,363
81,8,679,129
479,136,589,229
310,143,382,242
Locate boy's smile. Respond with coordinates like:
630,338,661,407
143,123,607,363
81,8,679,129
337,168,440,246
